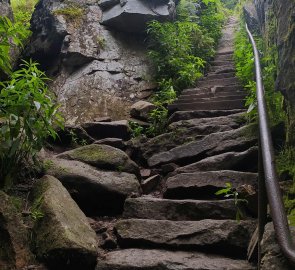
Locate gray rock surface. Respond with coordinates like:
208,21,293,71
27,0,156,124
0,191,32,270
45,158,140,215
115,219,256,257
243,3,259,33
260,223,295,270
164,170,257,200
56,144,139,176
130,100,156,121
101,0,175,32
96,248,256,270
123,197,244,220
31,175,97,269
0,0,13,20
148,125,257,167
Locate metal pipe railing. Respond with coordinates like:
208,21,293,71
245,23,295,266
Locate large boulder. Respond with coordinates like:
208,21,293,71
243,2,259,33
26,0,156,124
0,191,32,270
44,158,140,215
101,0,176,33
260,223,295,269
56,144,140,176
31,175,98,269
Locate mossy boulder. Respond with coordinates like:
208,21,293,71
0,191,32,270
56,144,140,177
31,175,98,269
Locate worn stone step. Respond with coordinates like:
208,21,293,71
168,99,245,112
168,109,246,123
164,170,257,200
168,113,245,131
211,60,234,66
174,147,258,174
181,85,244,95
115,219,256,258
178,93,246,101
215,50,234,56
175,95,245,104
197,77,240,87
215,54,234,61
148,125,256,167
123,197,247,221
204,71,236,80
96,249,256,270
211,66,235,73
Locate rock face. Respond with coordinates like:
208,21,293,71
27,0,156,124
253,0,295,105
101,0,176,33
45,158,140,215
0,191,32,270
260,223,295,270
0,0,13,20
31,175,98,269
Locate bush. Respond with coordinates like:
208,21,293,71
0,60,63,189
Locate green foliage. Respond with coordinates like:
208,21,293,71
215,182,248,221
220,0,239,9
128,121,144,138
0,16,30,74
11,0,37,26
53,2,85,23
0,60,64,189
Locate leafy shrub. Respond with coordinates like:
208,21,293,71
0,60,63,189
0,16,30,74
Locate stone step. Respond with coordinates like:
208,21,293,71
114,219,256,258
215,54,234,61
181,85,244,95
164,170,257,200
168,109,246,123
175,147,258,174
148,125,256,167
197,77,240,88
204,71,236,80
168,113,245,131
215,50,234,56
175,95,245,103
177,92,246,101
168,99,245,112
211,60,235,66
211,66,235,73
96,249,256,270
123,197,247,221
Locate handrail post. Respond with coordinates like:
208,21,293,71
258,138,268,269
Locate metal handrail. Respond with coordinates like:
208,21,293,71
245,23,295,266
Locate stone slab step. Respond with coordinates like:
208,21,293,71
177,93,246,101
168,99,245,112
168,113,245,130
164,170,257,200
96,249,256,270
204,71,236,80
197,77,240,87
215,50,234,56
211,60,234,66
215,54,234,61
175,147,258,174
148,125,256,167
181,85,244,95
115,219,256,257
211,66,235,73
123,197,246,221
168,109,246,123
175,95,245,103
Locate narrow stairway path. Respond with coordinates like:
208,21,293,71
96,17,257,270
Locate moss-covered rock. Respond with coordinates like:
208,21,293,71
57,144,139,177
0,191,32,270
31,175,98,269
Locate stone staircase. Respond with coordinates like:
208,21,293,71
95,17,257,270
